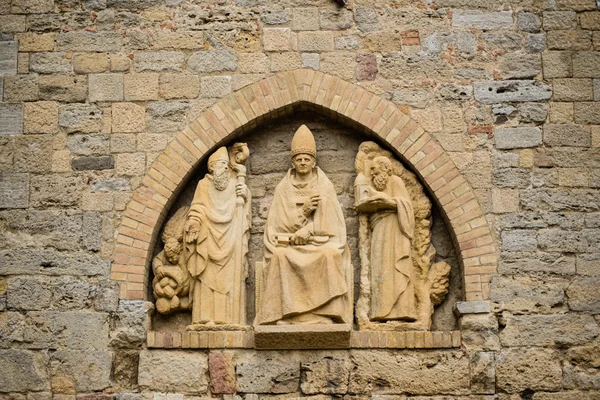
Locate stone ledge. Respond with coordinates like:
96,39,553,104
147,329,461,349
454,300,491,316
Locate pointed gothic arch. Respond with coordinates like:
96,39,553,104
110,69,497,303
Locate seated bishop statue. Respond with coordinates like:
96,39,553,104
255,125,352,326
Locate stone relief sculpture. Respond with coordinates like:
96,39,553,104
255,125,352,326
354,141,450,331
152,206,191,314
152,143,251,330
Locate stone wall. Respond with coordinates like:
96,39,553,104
0,0,599,399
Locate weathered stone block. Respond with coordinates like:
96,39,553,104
135,133,166,153
115,152,145,176
134,52,184,72
543,11,577,30
301,53,319,71
355,8,380,32
209,352,236,394
460,313,500,351
525,33,546,54
292,8,319,31
94,280,119,312
57,32,122,52
7,276,52,311
335,36,359,50
298,31,333,52
15,33,56,52
499,251,576,275
59,104,103,134
159,73,200,99
200,75,232,99
146,101,188,133
236,351,301,393
470,351,495,395
123,73,158,101
0,173,29,208
575,51,600,76
3,74,39,101
24,311,109,349
574,102,600,125
550,102,574,123
238,53,269,74
496,348,562,393
14,135,52,173
112,102,145,133
555,0,597,11
543,124,591,147
0,15,27,33
491,275,568,313
567,277,600,313
519,103,548,123
71,156,114,171
51,276,93,310
452,10,513,30
320,9,353,31
81,191,113,211
301,355,352,394
547,30,592,51
553,78,594,101
492,168,530,188
39,75,87,102
517,12,541,33
263,28,291,51
66,131,109,156
491,188,519,213
349,351,469,395
500,314,598,347
563,361,600,390
50,350,112,392
269,52,303,72
110,53,131,72
356,54,377,81
0,103,23,135
138,350,208,393
0,350,50,392
500,53,541,79
580,12,600,30
495,127,542,149
11,0,54,13
73,53,109,74
542,51,572,79
501,230,537,252
539,228,599,252
260,9,290,25
30,175,82,207
188,50,237,73
23,101,58,134
89,73,123,102
473,80,552,104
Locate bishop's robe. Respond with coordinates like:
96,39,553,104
256,167,351,325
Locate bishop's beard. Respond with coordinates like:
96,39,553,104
213,168,229,191
372,172,389,192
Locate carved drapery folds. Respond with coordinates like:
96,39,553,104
354,142,451,331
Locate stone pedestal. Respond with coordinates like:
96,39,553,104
254,324,352,350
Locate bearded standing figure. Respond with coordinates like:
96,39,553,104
358,156,416,321
184,146,251,326
256,125,351,325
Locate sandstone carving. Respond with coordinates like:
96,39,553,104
172,144,251,330
255,125,352,326
152,206,192,314
354,141,450,331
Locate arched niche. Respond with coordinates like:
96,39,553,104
110,69,498,317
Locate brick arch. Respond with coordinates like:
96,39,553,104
110,69,497,303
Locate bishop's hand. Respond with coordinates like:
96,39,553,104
302,195,321,216
185,218,201,243
291,226,312,245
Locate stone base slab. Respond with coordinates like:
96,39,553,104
147,329,461,349
254,324,352,350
